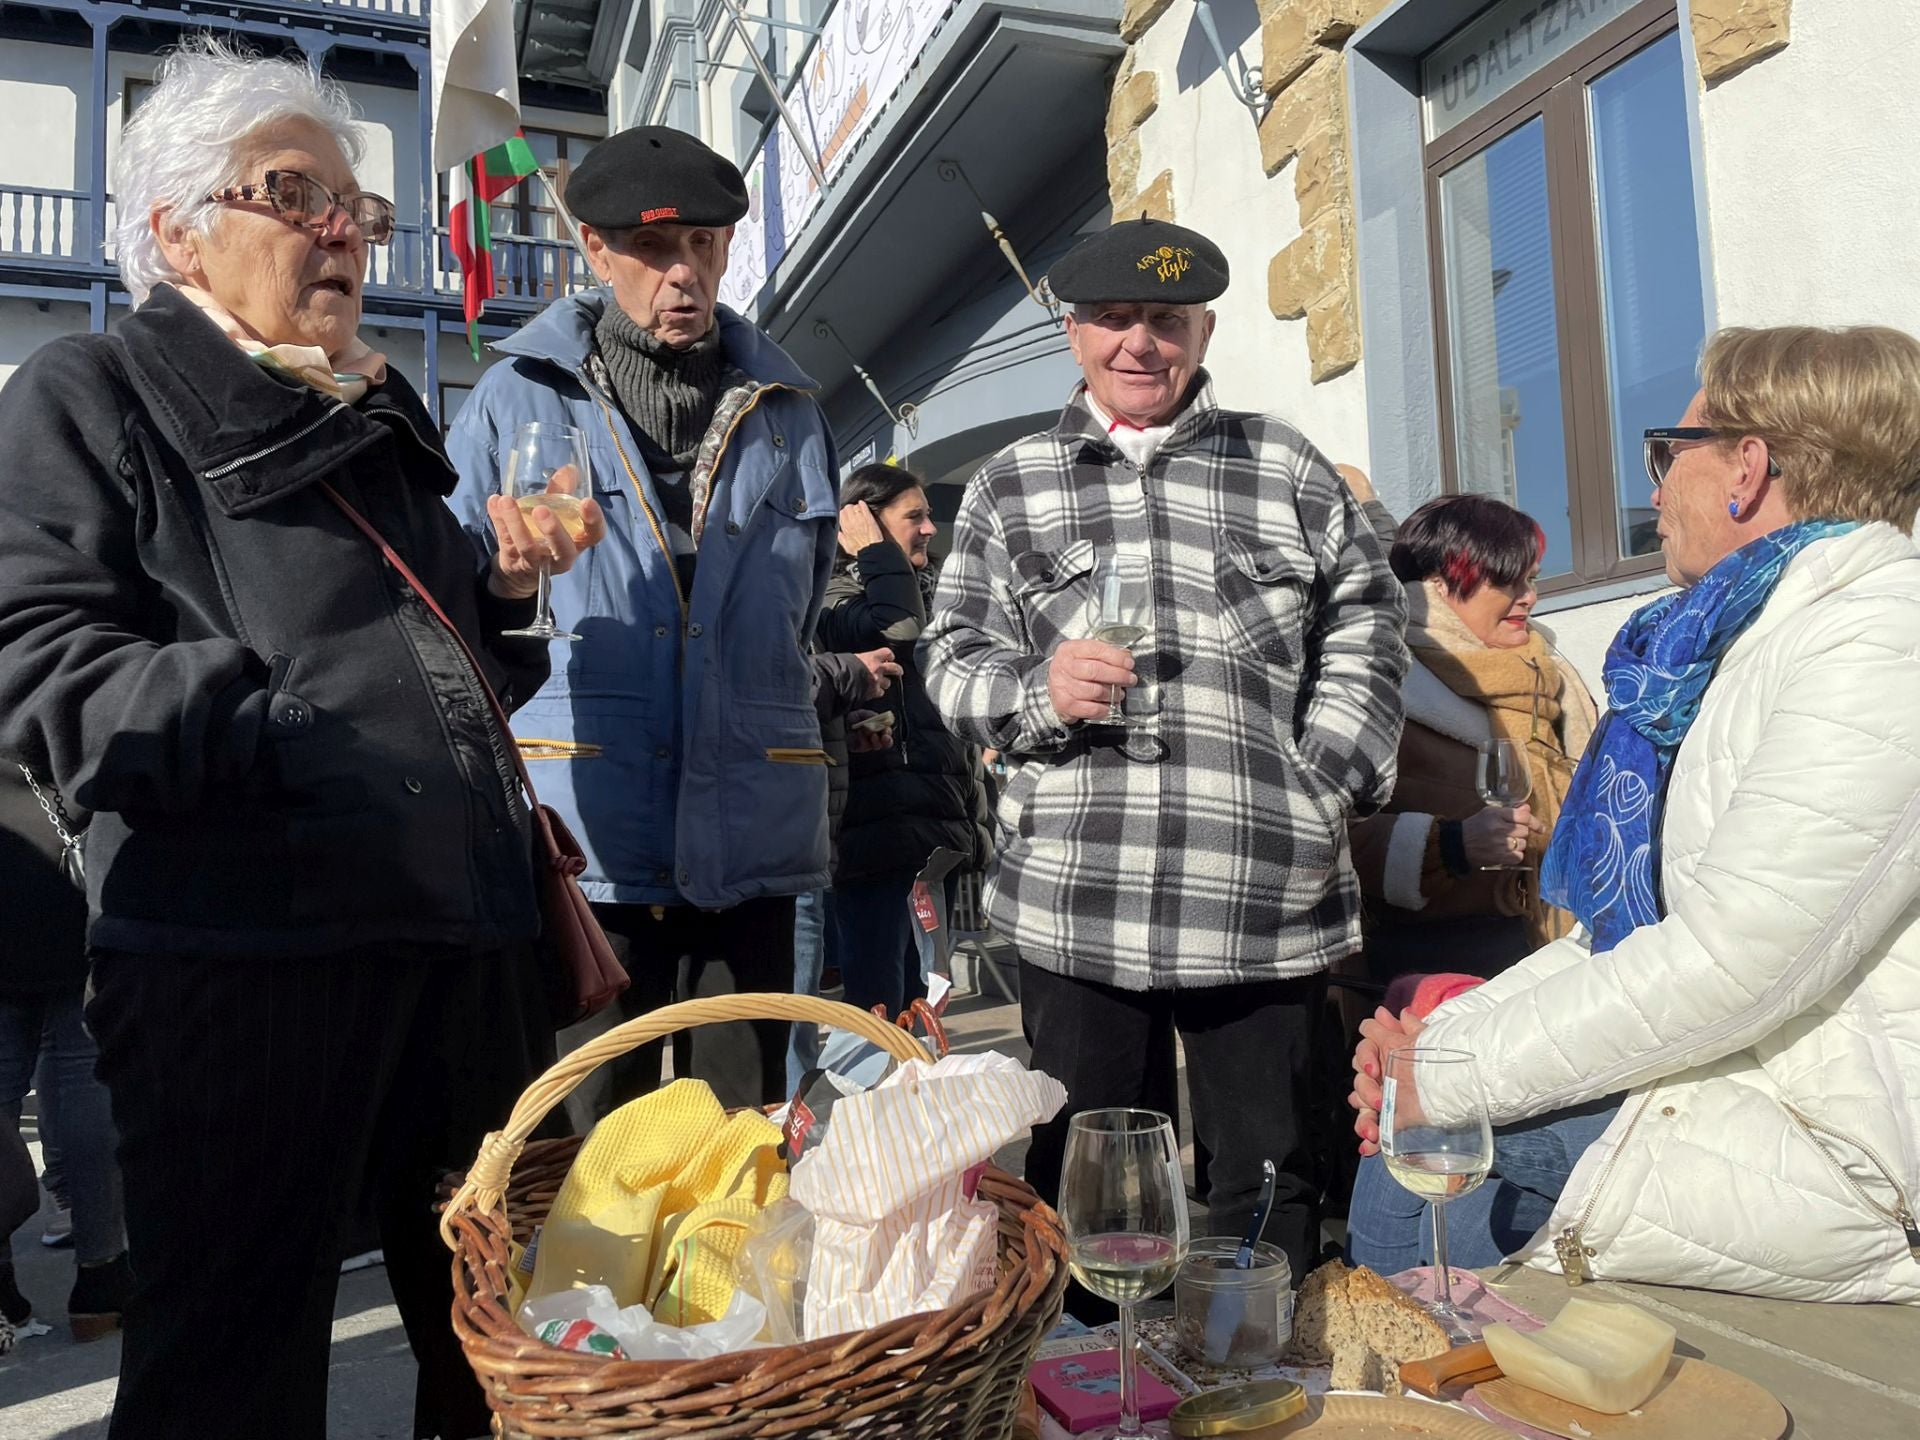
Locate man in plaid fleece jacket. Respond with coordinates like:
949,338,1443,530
921,219,1408,1275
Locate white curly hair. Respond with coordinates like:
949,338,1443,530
113,33,366,303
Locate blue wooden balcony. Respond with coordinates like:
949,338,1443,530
0,186,594,315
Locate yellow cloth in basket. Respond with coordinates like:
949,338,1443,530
545,1079,787,1325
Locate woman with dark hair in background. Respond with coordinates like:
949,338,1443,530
815,465,991,1018
1345,491,1598,987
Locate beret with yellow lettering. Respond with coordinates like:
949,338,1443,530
1046,217,1229,304
565,126,750,230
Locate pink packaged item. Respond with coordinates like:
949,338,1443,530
1031,1348,1181,1433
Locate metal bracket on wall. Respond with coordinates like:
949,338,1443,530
815,319,919,461
937,159,1062,329
1192,0,1272,123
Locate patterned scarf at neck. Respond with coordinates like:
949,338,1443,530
174,284,386,404
1541,518,1860,952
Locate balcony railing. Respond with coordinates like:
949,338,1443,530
1,186,91,267
2,189,594,313
229,0,427,23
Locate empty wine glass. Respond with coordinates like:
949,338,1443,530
501,420,590,642
1475,738,1533,871
1058,1109,1190,1439
1085,551,1151,725
1380,1047,1493,1338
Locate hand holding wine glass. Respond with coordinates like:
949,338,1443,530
1380,1048,1493,1338
493,421,599,641
1473,739,1535,871
1058,1109,1190,1440
1085,551,1152,725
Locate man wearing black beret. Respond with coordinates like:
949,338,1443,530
922,217,1410,1285
449,128,846,1119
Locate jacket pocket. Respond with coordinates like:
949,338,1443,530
1009,538,1097,655
1215,533,1317,668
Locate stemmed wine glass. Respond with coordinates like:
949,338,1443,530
1475,738,1532,871
1380,1047,1493,1338
1085,551,1151,725
1058,1109,1190,1439
501,420,591,642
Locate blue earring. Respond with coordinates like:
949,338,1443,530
1728,500,1741,518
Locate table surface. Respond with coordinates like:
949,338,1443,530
1472,1263,1920,1439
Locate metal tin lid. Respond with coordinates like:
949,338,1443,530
1167,1380,1309,1436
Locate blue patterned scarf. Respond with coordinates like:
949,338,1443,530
1540,520,1859,952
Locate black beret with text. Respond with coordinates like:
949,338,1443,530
1046,218,1230,304
565,126,750,229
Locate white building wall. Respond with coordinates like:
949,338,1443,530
1697,0,1920,338
0,299,89,389
1129,3,1374,467
0,42,86,191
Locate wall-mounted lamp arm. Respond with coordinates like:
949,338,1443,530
937,159,1063,328
815,319,920,444
1192,0,1270,123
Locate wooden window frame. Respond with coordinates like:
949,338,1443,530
1424,0,1690,597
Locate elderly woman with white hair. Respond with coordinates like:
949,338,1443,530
0,38,604,1439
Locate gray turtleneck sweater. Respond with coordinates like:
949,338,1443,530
593,304,729,591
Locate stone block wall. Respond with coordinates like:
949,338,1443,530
1103,1,1794,387
1105,0,1389,384
1691,0,1792,84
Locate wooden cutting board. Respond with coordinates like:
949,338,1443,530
1474,1356,1788,1439
1268,1394,1513,1436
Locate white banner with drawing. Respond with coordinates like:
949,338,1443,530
720,0,961,314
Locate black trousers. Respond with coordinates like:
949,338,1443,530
1019,958,1327,1283
86,943,551,1440
559,896,797,1128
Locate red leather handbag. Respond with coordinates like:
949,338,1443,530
320,483,628,1023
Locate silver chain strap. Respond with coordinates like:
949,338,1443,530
17,762,86,889
17,762,78,848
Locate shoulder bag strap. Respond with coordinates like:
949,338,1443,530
315,481,558,850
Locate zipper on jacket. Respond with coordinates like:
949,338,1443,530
1784,1102,1920,1260
202,402,350,480
444,636,523,827
589,372,798,638
1553,1089,1659,1284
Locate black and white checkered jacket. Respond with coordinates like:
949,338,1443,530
920,379,1408,989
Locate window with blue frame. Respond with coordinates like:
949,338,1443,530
1425,0,1706,591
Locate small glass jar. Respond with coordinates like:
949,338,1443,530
1173,1237,1294,1369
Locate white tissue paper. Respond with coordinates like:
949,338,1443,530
788,1051,1066,1339
518,1285,769,1361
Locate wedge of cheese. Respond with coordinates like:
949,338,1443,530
1482,1296,1677,1414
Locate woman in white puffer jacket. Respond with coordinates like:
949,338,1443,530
1348,325,1920,1304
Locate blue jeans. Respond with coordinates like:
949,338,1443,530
1348,1096,1622,1272
0,987,125,1265
787,888,834,1095
829,876,926,1021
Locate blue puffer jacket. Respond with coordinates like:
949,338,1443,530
446,292,840,908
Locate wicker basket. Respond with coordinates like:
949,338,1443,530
441,993,1070,1439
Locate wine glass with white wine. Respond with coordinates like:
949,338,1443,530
1058,1109,1190,1439
1475,738,1533,871
1380,1047,1493,1338
501,420,591,642
1086,550,1151,725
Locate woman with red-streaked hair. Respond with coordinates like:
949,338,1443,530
1345,493,1598,987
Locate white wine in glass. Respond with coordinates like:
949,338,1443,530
1381,1047,1493,1338
1475,738,1533,871
1059,1109,1189,1439
1086,551,1151,725
501,420,590,642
